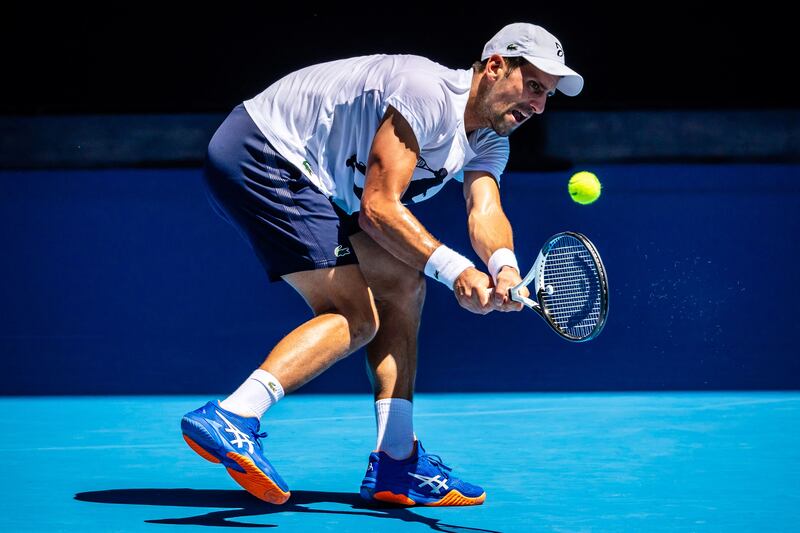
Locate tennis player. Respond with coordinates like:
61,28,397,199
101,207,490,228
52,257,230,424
181,22,583,506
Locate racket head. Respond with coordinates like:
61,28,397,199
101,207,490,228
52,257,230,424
534,231,609,342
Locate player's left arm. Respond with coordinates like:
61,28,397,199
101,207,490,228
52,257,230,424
463,170,527,311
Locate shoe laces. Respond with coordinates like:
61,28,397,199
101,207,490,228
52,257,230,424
251,430,268,448
421,452,452,474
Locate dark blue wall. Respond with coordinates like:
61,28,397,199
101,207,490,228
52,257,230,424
1,164,798,394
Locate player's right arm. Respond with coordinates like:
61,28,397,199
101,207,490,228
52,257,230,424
358,106,493,314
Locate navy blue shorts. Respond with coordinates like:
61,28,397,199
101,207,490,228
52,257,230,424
204,104,361,281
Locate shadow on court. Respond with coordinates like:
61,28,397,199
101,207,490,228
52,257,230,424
74,489,500,532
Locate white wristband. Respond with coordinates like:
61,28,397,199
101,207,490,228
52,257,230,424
487,247,519,283
424,245,474,290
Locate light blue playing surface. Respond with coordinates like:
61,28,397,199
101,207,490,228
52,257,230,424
3,392,799,532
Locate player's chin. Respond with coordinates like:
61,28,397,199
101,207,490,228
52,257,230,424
490,115,517,137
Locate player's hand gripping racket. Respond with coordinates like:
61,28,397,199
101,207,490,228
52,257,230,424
509,232,609,342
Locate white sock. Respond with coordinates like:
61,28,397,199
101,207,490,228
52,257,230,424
219,369,284,419
375,398,415,460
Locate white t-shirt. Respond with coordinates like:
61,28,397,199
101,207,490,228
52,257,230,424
243,54,509,214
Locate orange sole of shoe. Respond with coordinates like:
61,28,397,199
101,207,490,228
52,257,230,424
225,451,291,505
372,489,486,506
183,435,290,505
183,435,221,463
428,490,486,506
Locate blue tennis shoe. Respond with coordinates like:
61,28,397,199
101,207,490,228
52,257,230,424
181,401,290,504
360,441,485,506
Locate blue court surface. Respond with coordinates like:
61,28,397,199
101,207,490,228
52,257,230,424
3,392,798,532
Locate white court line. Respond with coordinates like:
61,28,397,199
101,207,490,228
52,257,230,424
5,397,797,452
272,396,800,424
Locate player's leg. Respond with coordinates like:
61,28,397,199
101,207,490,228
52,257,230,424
351,231,423,402
182,103,378,504
218,264,379,420
182,262,378,505
350,231,486,506
267,264,379,393
349,230,421,463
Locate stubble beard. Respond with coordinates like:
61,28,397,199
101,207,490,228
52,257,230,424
475,83,515,138
490,104,516,137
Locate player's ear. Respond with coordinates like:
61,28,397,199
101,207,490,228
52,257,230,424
485,55,505,81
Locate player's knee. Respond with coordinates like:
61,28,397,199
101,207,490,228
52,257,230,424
312,293,379,349
349,308,379,348
333,297,379,349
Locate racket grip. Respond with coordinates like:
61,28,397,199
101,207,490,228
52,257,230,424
509,284,538,310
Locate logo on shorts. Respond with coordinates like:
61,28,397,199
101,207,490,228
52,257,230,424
334,245,351,258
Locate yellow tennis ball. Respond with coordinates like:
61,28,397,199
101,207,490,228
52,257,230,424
568,171,602,205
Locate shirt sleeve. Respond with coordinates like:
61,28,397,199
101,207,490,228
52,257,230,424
461,129,510,184
380,71,452,148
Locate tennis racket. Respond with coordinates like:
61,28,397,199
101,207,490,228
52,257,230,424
509,232,608,342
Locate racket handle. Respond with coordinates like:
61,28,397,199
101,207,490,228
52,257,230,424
508,284,539,310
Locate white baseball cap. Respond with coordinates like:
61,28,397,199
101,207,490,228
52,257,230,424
481,22,584,96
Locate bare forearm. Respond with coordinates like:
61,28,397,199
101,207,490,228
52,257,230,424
468,207,514,265
359,199,440,271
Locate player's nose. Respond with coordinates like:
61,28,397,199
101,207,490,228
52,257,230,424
529,95,546,115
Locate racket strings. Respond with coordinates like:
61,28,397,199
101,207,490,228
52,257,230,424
540,239,602,338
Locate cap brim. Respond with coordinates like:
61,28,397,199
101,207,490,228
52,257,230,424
522,55,584,96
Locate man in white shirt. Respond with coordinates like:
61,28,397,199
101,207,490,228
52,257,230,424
181,22,583,506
